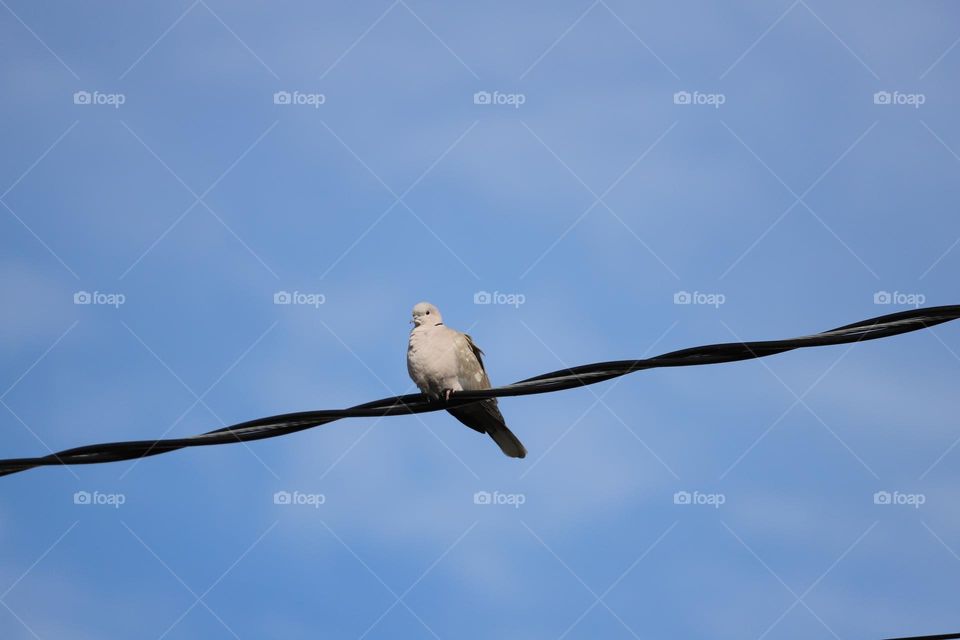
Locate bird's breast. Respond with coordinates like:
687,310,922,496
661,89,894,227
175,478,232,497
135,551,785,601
407,328,458,394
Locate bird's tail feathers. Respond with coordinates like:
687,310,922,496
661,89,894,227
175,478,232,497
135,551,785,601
446,401,527,459
487,423,527,459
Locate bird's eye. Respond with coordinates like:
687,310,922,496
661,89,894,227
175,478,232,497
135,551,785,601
426,310,430,314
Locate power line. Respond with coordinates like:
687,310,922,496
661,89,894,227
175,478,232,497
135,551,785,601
1,305,957,477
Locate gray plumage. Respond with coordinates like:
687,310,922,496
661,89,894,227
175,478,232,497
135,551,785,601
406,302,526,458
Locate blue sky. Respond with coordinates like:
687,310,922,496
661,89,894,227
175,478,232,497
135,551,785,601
2,1,959,638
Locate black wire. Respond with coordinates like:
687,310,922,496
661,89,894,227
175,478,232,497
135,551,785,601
1,305,957,477
883,634,960,640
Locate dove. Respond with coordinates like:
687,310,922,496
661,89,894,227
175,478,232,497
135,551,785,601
407,302,526,458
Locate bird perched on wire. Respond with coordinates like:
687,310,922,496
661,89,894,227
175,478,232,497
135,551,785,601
407,302,526,458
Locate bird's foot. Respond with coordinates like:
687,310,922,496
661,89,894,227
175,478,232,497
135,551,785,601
442,388,455,402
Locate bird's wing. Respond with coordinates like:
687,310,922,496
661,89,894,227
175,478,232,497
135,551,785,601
446,331,526,458
456,333,491,390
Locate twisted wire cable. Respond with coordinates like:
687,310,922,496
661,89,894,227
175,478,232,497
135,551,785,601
1,305,957,477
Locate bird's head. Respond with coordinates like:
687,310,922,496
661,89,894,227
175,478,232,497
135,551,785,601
411,301,443,327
